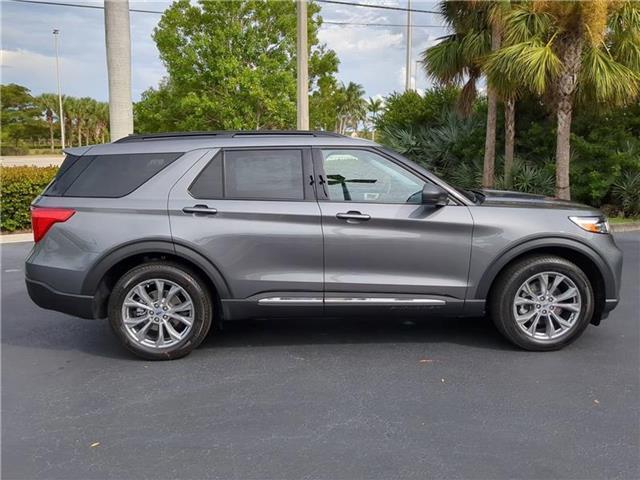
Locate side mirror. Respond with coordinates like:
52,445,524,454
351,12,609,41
421,183,449,206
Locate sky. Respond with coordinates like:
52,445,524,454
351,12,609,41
0,0,449,102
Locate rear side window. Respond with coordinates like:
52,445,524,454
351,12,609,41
45,154,94,196
45,152,181,198
224,149,304,200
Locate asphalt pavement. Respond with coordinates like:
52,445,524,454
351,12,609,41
2,234,639,480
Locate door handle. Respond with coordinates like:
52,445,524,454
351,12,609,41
182,204,218,215
336,211,371,221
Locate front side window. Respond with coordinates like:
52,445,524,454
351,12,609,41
320,149,424,204
224,149,304,200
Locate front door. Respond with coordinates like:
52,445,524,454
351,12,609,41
313,147,473,316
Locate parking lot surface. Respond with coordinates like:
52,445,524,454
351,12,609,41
2,233,639,480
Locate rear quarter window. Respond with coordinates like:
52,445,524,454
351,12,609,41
45,152,182,198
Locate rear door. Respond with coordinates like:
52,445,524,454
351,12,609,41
168,147,324,317
313,147,473,316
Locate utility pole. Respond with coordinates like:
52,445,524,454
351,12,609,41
296,0,309,130
53,29,65,150
405,0,412,91
104,0,134,141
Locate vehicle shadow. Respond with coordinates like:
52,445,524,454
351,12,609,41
200,315,512,352
1,286,513,360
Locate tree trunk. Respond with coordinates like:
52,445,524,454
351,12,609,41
554,32,583,200
105,0,134,141
504,97,515,188
48,120,54,152
482,21,502,189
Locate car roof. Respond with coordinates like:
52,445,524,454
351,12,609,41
64,131,378,156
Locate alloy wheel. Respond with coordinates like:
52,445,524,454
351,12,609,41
121,278,195,349
512,271,582,341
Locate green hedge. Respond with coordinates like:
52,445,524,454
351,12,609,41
1,166,58,232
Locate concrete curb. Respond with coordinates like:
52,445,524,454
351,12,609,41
0,233,33,244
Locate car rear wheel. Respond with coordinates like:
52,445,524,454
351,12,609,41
108,262,213,360
489,255,594,351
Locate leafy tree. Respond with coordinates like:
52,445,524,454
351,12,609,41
375,87,459,134
485,0,640,199
135,0,339,132
1,84,45,154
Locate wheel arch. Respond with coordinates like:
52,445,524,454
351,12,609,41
82,239,231,318
477,238,611,323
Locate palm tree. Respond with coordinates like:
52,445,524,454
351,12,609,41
94,102,110,143
62,97,78,147
367,97,383,140
37,93,60,152
335,82,366,135
485,1,640,199
104,0,134,140
422,1,507,188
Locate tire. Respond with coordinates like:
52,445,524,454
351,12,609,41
489,255,594,351
108,262,213,360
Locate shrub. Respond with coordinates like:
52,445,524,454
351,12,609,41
1,166,58,232
495,159,555,196
612,170,640,217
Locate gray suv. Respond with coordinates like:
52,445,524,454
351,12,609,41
26,131,623,359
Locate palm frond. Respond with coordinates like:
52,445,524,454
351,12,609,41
422,35,466,84
484,39,561,96
578,46,640,106
459,30,492,66
608,1,640,72
502,4,554,45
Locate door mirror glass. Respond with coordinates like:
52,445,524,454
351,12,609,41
421,183,449,206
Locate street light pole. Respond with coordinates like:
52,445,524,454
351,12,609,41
53,29,65,150
296,0,309,130
405,0,412,91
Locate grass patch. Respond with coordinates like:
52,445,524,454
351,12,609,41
609,217,640,224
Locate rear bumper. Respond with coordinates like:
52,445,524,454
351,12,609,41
26,278,100,319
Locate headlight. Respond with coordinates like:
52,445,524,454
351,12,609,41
569,216,610,234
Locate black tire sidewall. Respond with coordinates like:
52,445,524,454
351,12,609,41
492,257,594,351
108,263,213,360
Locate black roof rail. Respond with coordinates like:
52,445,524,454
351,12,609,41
114,130,344,143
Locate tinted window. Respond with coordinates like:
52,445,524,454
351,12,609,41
44,154,95,196
61,152,181,197
189,152,223,199
321,149,424,204
224,149,304,200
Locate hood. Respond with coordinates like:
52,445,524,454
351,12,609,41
476,189,594,211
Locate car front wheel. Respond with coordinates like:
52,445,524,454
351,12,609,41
490,255,594,351
108,262,213,360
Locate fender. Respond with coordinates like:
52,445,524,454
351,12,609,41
472,235,616,300
81,237,232,299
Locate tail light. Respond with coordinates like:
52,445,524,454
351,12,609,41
31,207,75,242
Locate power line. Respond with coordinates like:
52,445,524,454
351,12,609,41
324,20,443,28
7,0,445,28
7,0,162,14
9,0,441,16
316,0,439,14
